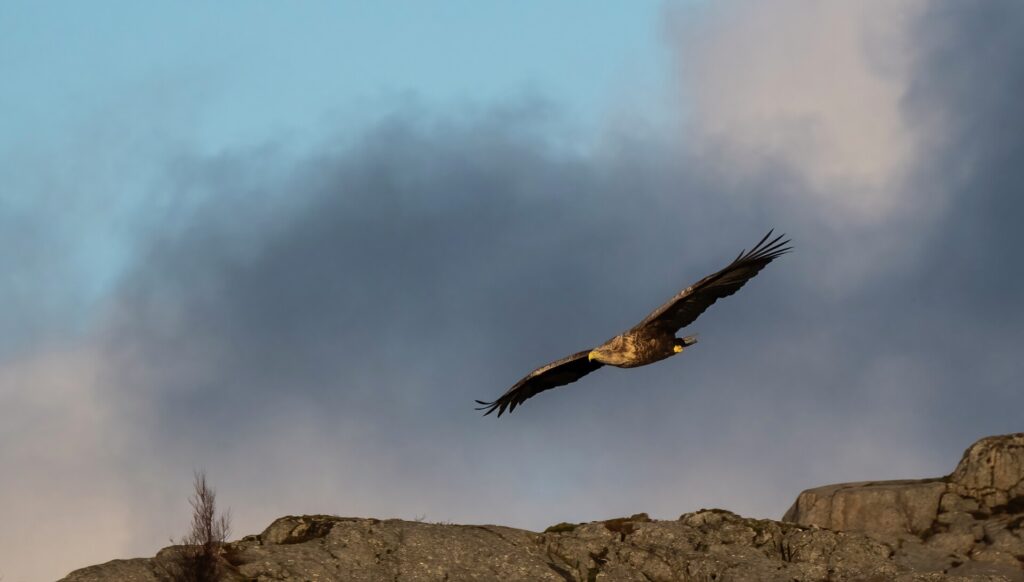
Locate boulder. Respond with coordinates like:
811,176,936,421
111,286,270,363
949,433,1024,510
782,479,946,536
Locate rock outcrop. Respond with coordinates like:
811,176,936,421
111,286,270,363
61,433,1024,582
783,433,1024,581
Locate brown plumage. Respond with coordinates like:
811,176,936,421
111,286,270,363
475,230,791,417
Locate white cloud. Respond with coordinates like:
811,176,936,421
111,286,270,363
668,0,927,221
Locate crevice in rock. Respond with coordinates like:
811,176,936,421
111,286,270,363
991,495,1024,516
779,537,793,562
545,560,576,582
585,547,609,582
472,524,517,547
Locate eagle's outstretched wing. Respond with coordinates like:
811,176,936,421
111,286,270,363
632,230,792,334
475,350,604,417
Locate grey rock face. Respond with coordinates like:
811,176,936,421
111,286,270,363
61,434,1024,581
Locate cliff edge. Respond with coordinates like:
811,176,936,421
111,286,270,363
61,433,1024,581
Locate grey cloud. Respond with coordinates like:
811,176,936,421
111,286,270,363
97,5,1024,548
879,0,1024,449
99,103,834,539
907,1,1024,303
6,4,1024,580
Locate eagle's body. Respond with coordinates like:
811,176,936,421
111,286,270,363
475,230,791,417
590,331,697,368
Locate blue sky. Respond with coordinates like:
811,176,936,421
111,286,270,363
0,2,672,358
2,2,670,152
4,2,1024,581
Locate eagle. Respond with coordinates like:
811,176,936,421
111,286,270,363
475,230,791,417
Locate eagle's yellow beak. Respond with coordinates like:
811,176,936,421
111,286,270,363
588,351,597,362
673,344,684,353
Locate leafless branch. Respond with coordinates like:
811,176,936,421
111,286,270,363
162,470,232,582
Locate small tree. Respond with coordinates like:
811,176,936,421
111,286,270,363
167,470,231,582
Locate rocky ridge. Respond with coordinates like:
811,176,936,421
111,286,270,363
62,433,1024,581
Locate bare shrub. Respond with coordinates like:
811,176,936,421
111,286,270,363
164,470,232,582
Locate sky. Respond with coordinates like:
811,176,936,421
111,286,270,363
2,2,1024,580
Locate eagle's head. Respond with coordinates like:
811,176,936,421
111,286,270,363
587,335,631,365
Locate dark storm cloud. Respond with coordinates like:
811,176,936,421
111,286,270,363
877,0,1024,449
88,0,1024,544
907,1,1024,304
11,5,1024,580
109,108,779,423
100,103,837,528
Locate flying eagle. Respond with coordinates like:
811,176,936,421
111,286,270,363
475,230,791,417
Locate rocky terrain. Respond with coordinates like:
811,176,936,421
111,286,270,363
62,433,1024,581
